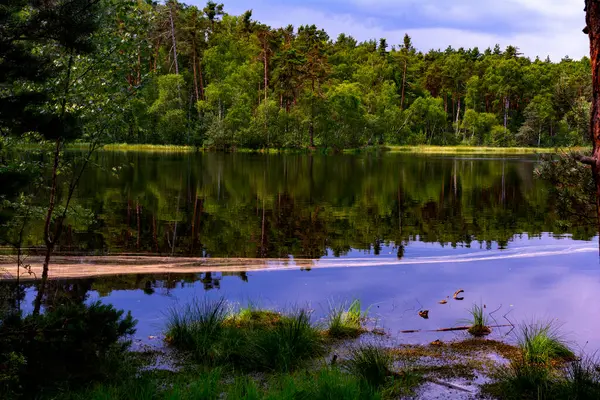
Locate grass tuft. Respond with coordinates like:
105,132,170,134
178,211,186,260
518,321,574,366
165,297,228,360
244,308,325,372
326,299,369,339
343,345,394,388
481,321,580,399
165,300,324,372
464,303,491,337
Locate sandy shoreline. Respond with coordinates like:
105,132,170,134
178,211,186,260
0,255,316,280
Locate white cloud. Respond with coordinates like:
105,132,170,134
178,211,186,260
190,0,590,60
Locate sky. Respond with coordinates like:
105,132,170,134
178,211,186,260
188,0,589,61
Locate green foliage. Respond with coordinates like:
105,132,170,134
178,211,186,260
0,302,137,397
403,96,448,144
535,153,596,228
2,1,586,150
461,110,498,145
66,367,381,400
490,125,516,147
268,368,381,400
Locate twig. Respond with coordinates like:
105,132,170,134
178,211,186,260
488,303,503,327
502,309,516,337
426,378,473,394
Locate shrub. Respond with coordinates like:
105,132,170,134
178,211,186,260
0,301,136,397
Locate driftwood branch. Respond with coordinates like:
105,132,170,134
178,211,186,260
400,324,514,334
574,153,597,165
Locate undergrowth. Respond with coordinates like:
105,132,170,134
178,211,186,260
481,321,594,400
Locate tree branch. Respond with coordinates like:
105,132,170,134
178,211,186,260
574,153,597,165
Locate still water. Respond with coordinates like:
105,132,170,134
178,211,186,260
11,152,600,349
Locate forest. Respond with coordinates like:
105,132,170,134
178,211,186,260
1,0,594,152
109,0,594,149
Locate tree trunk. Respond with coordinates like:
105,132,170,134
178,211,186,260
136,201,141,250
400,59,407,110
504,96,509,133
456,97,461,138
169,2,179,75
587,0,600,250
33,138,61,315
198,59,205,100
192,50,199,101
309,79,315,148
263,43,269,103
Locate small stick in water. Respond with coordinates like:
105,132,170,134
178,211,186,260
453,289,465,300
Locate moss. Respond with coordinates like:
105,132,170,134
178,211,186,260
223,309,283,330
392,339,519,361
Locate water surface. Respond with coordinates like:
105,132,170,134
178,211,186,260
5,152,600,350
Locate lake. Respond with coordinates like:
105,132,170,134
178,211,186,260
4,152,600,350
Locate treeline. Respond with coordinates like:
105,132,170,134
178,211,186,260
103,0,592,149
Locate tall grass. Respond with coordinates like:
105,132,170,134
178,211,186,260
165,297,228,359
343,345,394,388
271,368,380,400
245,309,325,372
326,299,369,339
560,355,600,399
66,367,380,400
90,143,196,153
482,321,579,399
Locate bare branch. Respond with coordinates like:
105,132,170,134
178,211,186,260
574,153,597,165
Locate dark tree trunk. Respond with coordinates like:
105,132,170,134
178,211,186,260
581,0,600,252
192,51,199,101
169,2,179,75
33,138,61,315
400,59,407,110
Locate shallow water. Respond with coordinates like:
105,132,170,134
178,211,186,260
4,152,600,351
